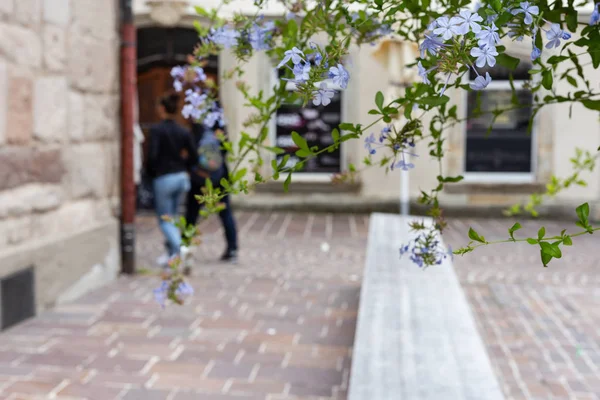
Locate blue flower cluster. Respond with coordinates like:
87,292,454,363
171,65,224,128
207,19,276,51
153,280,194,307
276,44,350,107
399,232,453,268
364,126,418,171
417,1,573,94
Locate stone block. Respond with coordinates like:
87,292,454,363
0,147,65,191
7,69,33,145
0,183,63,219
68,35,117,93
33,76,68,143
15,0,41,27
0,0,14,18
0,215,32,247
63,143,109,199
43,0,69,26
71,0,117,40
83,94,119,141
0,23,42,68
43,24,66,72
68,90,85,142
0,61,6,146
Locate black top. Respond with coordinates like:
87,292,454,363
146,119,197,179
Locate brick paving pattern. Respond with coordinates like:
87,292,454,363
0,211,599,400
0,212,368,400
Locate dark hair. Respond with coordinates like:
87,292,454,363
159,92,179,115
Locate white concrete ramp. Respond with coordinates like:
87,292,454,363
348,213,505,400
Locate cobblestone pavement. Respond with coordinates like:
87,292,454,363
0,211,599,400
0,212,368,400
444,218,600,400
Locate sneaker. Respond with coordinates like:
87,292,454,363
156,253,170,267
220,249,238,263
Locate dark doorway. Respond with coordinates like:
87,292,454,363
136,26,218,210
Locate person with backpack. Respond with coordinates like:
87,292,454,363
146,92,197,266
185,113,239,263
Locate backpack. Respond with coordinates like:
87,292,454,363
197,128,224,173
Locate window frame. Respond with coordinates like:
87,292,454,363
462,73,538,184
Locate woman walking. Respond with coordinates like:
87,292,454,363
146,92,197,266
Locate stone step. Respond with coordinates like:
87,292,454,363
348,213,505,400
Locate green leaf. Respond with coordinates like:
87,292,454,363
582,99,600,111
295,149,311,158
437,175,464,183
566,11,578,32
496,53,520,70
566,75,578,88
540,250,552,267
331,128,340,143
490,0,502,12
468,227,486,243
263,146,285,155
538,226,546,240
563,236,573,246
576,202,590,224
542,70,553,90
508,222,522,240
417,95,450,107
283,173,292,192
375,91,384,110
291,131,309,151
339,123,355,131
540,242,562,258
527,238,539,245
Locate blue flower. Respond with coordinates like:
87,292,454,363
419,34,445,58
277,47,305,68
173,80,183,92
249,22,274,51
314,52,323,66
184,88,207,108
286,12,296,20
312,82,335,107
182,104,202,120
176,282,194,297
391,159,415,171
433,16,462,40
545,23,570,49
455,9,483,34
591,3,600,25
531,45,542,60
470,71,492,90
193,67,207,82
476,23,500,48
417,61,431,84
511,1,539,25
153,281,169,307
328,64,350,89
471,45,498,68
208,26,240,48
292,62,311,81
364,132,378,154
171,66,186,80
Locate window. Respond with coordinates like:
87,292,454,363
464,61,535,181
271,63,343,175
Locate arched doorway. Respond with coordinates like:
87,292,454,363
136,26,218,210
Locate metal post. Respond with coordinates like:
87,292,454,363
120,0,137,274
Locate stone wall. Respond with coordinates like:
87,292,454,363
0,0,120,313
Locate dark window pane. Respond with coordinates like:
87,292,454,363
274,90,342,174
465,89,534,173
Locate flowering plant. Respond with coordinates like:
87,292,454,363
155,0,600,305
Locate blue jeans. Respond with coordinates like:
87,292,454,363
153,172,190,256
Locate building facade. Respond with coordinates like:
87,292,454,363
133,0,600,219
0,0,120,327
